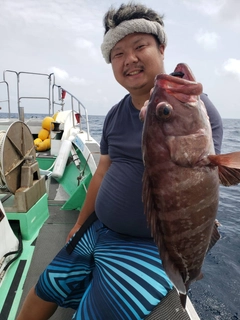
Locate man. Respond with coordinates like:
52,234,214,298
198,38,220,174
17,3,223,319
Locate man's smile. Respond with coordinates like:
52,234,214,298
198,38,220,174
125,69,143,77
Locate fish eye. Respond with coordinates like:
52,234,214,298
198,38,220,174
163,106,170,116
156,102,172,119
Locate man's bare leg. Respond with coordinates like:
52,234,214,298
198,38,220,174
16,287,58,320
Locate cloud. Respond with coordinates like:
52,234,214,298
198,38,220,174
69,77,87,85
217,0,240,31
74,38,100,59
0,0,103,40
195,29,220,50
222,59,240,79
49,67,68,80
183,0,240,32
48,67,87,85
183,0,225,16
75,38,94,50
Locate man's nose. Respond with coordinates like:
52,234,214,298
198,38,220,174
124,51,139,66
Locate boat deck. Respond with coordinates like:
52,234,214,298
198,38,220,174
16,177,78,319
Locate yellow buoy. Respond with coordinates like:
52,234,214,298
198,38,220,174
42,116,54,131
35,138,51,152
34,138,42,147
38,128,49,141
43,138,51,150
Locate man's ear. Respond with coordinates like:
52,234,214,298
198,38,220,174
159,44,165,50
159,44,165,56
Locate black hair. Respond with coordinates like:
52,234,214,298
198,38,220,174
103,2,165,35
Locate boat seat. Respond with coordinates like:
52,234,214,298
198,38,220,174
145,287,191,319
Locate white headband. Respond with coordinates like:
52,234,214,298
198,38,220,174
101,18,167,64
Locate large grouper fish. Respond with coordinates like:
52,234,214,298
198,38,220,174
140,63,240,307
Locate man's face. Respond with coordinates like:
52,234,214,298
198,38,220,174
110,33,165,96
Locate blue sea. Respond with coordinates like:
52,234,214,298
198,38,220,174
189,118,240,320
1,113,239,319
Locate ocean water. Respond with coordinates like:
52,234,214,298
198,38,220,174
189,119,240,320
1,113,239,319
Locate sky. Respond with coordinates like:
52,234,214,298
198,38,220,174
0,0,239,118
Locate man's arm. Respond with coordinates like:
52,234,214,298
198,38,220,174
200,93,223,154
67,154,111,241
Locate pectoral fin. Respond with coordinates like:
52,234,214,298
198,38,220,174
208,152,240,186
207,219,221,253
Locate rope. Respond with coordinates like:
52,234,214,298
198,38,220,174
0,225,23,283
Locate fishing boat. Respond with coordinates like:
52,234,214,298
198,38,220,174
0,70,200,320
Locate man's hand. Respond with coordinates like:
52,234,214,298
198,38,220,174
66,223,82,243
139,88,154,122
139,99,149,122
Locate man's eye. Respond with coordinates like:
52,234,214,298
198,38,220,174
115,52,123,57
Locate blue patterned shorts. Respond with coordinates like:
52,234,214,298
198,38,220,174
35,220,172,319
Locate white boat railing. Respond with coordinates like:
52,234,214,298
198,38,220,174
0,80,10,118
1,70,91,140
3,70,53,117
52,83,91,140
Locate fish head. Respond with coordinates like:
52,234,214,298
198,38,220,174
141,63,214,167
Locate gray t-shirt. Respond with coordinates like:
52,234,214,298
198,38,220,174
95,95,148,237
95,93,223,237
